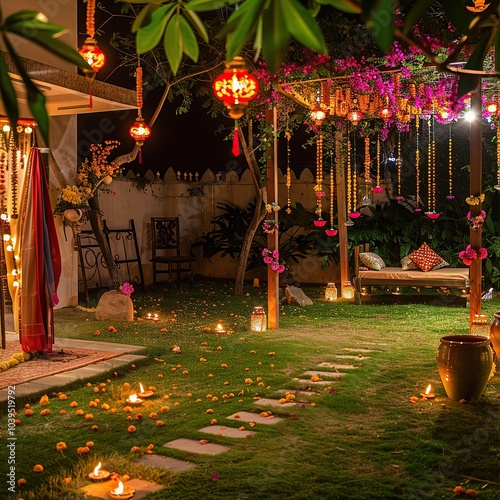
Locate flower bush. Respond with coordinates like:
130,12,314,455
55,141,121,214
458,245,488,266
262,248,285,273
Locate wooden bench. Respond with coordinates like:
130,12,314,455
353,245,470,305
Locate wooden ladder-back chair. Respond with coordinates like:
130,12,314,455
150,217,195,289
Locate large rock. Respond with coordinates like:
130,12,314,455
284,285,313,306
95,290,134,321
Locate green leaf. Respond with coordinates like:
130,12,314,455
315,0,361,14
2,34,49,144
136,4,175,53
403,0,434,35
262,0,289,73
363,0,395,51
183,8,208,42
187,0,237,12
164,14,183,75
285,0,327,54
457,28,492,98
0,52,19,133
219,0,266,60
179,15,199,62
495,28,500,73
253,16,263,56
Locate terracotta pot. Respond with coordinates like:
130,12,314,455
436,335,492,401
63,208,83,222
490,312,500,357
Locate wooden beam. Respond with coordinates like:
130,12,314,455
335,130,349,292
469,81,483,327
266,107,279,329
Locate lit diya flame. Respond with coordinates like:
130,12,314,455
88,461,111,482
215,323,226,334
108,479,135,499
126,393,143,405
421,384,435,399
138,383,153,398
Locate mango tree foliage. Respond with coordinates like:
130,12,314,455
0,8,91,144
127,0,500,97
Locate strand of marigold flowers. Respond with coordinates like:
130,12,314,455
352,132,357,211
427,117,432,210
376,133,381,188
285,129,292,214
364,136,370,184
497,122,500,189
316,133,323,217
329,150,335,227
448,123,454,197
346,131,352,213
86,0,96,38
0,150,7,215
415,116,421,210
397,131,402,198
9,133,18,218
432,116,436,211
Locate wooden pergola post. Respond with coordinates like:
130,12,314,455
266,106,279,329
469,81,483,327
335,130,349,293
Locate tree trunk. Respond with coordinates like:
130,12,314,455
234,127,266,296
88,194,121,289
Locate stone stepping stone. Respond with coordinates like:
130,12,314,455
253,397,297,408
276,389,320,396
227,410,283,425
163,438,229,455
295,379,338,386
137,453,196,472
333,354,370,360
317,362,360,370
343,348,375,353
302,370,345,379
199,425,256,439
81,478,163,499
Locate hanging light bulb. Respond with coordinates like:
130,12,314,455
129,62,151,162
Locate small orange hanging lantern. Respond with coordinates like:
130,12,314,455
347,110,363,125
79,0,105,75
378,108,391,119
129,64,151,162
212,56,259,119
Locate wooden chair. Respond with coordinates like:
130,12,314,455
150,217,195,289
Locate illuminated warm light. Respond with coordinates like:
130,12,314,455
2,125,10,133
487,103,497,114
111,481,124,495
139,383,145,393
310,110,326,122
11,269,18,276
6,244,13,252
78,38,106,73
128,394,139,403
24,126,33,134
464,110,475,122
3,233,10,241
378,108,391,119
347,110,363,124
212,56,259,119
13,280,19,287
129,117,151,145
93,462,101,476
440,111,449,120
0,213,7,220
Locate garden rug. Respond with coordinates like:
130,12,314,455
0,339,126,389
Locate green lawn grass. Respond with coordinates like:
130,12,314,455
1,281,499,499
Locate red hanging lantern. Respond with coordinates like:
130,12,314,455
129,116,151,145
79,0,105,76
378,108,392,119
79,38,106,74
212,56,259,119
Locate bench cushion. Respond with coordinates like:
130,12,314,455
408,242,445,272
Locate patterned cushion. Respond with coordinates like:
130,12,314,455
407,243,445,272
401,255,419,271
359,252,386,271
431,259,449,271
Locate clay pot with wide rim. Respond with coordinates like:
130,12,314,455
436,335,493,401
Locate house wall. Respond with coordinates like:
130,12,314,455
53,166,392,304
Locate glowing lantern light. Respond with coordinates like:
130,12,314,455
324,283,338,301
250,307,267,332
129,117,151,145
487,103,498,114
79,0,105,75
347,110,363,125
378,108,391,119
311,110,326,122
342,281,355,299
212,56,259,119
79,38,106,74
